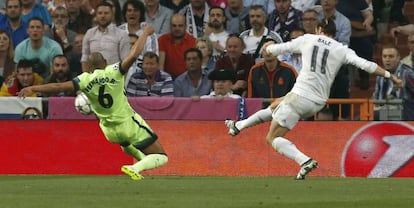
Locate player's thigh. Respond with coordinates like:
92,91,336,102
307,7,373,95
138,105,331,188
272,94,302,130
142,140,167,155
266,119,290,144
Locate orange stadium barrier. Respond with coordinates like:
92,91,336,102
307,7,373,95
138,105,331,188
1,120,414,178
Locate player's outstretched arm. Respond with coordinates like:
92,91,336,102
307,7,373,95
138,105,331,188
18,81,75,98
120,25,155,73
372,66,403,88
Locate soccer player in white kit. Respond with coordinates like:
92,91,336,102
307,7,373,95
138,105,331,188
226,19,403,179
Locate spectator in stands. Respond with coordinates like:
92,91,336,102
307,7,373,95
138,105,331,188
401,33,414,68
47,6,76,53
14,17,63,79
81,2,130,72
0,0,29,48
158,13,196,78
126,52,174,97
247,52,297,98
201,68,241,99
21,0,51,30
390,24,414,37
301,9,318,34
243,0,274,15
225,0,250,34
44,55,74,96
65,0,94,34
206,6,228,61
174,48,211,97
21,106,42,119
277,27,304,73
0,30,15,87
196,37,215,75
119,0,159,86
208,0,227,8
337,0,375,90
290,0,317,12
215,34,254,96
240,5,283,63
0,59,43,96
179,0,209,38
317,0,351,46
373,45,414,121
103,0,124,26
68,33,83,76
267,0,303,42
160,0,188,13
145,0,174,35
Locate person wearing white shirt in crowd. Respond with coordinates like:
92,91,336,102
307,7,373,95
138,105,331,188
240,5,283,63
119,0,159,87
291,0,317,12
206,6,228,61
225,19,403,180
201,69,241,99
243,0,274,14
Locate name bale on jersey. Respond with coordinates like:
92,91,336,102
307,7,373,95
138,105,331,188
318,38,331,46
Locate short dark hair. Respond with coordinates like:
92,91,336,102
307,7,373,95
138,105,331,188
28,17,44,26
184,48,203,60
318,18,336,37
6,0,21,7
16,59,33,72
52,54,68,63
143,51,159,63
96,1,113,12
122,0,145,23
209,6,225,16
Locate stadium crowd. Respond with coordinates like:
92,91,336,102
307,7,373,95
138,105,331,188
0,0,413,120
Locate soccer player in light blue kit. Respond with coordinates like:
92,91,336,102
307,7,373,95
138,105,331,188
18,25,167,180
226,19,403,179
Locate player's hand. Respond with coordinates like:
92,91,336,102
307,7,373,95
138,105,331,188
17,87,33,98
261,41,274,57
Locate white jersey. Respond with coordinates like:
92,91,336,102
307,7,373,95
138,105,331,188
267,34,377,104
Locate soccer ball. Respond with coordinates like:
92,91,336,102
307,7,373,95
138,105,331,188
75,92,93,115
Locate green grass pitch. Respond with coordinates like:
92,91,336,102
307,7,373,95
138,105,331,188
1,176,413,208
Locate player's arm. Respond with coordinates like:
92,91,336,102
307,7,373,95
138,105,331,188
18,81,75,98
120,25,155,74
372,66,403,88
345,51,402,87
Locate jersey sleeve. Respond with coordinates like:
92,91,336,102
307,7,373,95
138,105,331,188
344,49,377,73
266,36,304,55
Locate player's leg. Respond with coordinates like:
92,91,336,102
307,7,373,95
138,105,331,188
121,145,146,160
121,115,168,180
225,97,283,136
225,107,272,136
267,94,318,180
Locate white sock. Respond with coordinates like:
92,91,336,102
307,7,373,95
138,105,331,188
271,137,310,165
236,107,272,130
132,154,168,173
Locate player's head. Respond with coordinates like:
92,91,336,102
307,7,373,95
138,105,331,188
316,18,336,38
87,52,107,71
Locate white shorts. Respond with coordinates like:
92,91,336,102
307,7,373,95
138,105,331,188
272,92,325,129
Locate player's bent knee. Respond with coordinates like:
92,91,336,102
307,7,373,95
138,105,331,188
271,137,292,153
